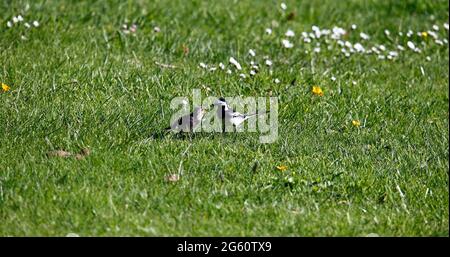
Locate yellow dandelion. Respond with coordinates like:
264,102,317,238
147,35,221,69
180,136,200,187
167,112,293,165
276,165,288,171
1,83,10,93
352,120,361,127
312,86,324,96
421,31,428,38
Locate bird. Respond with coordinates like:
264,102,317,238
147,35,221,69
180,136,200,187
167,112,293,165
212,97,267,132
166,106,206,133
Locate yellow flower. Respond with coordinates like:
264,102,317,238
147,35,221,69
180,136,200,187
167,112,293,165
276,165,288,171
312,86,324,96
421,31,428,38
352,120,361,127
1,83,10,92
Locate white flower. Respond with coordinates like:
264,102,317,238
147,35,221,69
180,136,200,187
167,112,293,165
153,26,160,32
13,16,19,23
239,73,246,79
351,24,357,30
426,56,431,61
407,30,413,37
265,59,273,66
313,47,320,53
248,49,256,57
371,46,380,54
344,41,352,48
407,41,416,50
219,62,225,70
332,26,346,39
285,29,295,37
199,62,207,69
251,65,259,70
265,28,272,35
209,67,217,72
435,39,444,45
7,21,12,28
312,25,320,32
360,32,370,40
397,45,405,51
24,22,31,28
384,29,390,36
378,55,385,60
226,69,232,74
17,15,24,22
280,3,287,10
229,57,242,70
33,20,39,27
250,70,257,76
281,39,293,48
274,78,280,84
303,37,311,43
352,81,357,85
21,35,27,40
331,76,336,81
444,39,448,44
399,32,403,36
432,24,439,31
378,45,386,51
354,43,365,52
444,23,449,30
388,51,398,57
427,31,438,39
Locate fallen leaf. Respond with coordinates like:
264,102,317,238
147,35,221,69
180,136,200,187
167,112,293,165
165,174,180,182
47,150,72,158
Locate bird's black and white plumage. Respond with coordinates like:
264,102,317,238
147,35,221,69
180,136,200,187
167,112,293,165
166,106,205,132
213,97,266,132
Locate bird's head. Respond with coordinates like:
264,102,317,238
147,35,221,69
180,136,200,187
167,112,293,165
211,97,227,107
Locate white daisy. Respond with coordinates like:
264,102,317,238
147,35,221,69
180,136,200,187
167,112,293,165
407,41,416,50
384,29,390,36
378,45,386,51
248,49,256,57
352,81,357,85
388,51,398,57
432,24,439,31
219,62,225,70
407,30,413,37
249,70,257,76
7,21,12,28
435,39,444,45
397,45,405,51
312,25,319,31
426,56,431,61
285,29,295,37
24,22,31,28
265,28,272,35
354,43,365,53
303,37,311,43
280,3,287,10
265,59,273,66
226,69,232,74
444,23,449,30
360,32,370,40
274,78,280,84
331,76,336,81
351,24,357,30
378,55,385,60
17,15,24,22
229,57,242,70
281,39,293,48
239,73,246,79
153,26,160,33
313,47,320,53
33,20,39,27
12,16,19,23
199,62,207,69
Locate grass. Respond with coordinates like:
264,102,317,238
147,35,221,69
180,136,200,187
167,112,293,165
0,0,449,236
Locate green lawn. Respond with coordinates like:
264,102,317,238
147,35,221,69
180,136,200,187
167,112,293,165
0,0,448,236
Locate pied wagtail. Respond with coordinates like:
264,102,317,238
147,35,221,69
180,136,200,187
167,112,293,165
212,97,267,132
